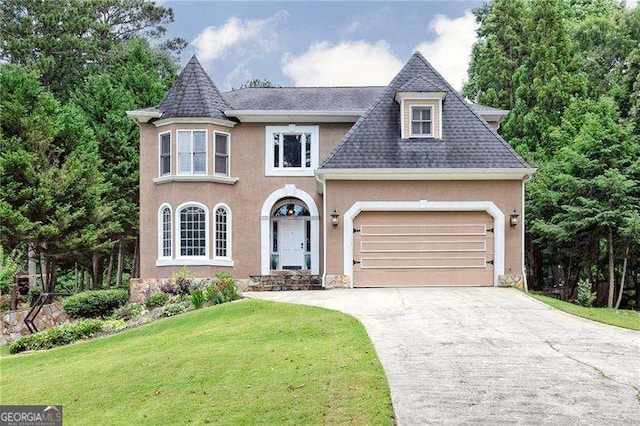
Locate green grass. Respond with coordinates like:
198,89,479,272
0,299,393,425
529,293,640,331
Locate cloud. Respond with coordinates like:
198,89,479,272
626,0,638,8
414,11,478,91
192,11,287,89
281,40,403,86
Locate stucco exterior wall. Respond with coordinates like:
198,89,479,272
139,121,353,279
323,179,524,277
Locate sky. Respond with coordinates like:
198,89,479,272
161,0,638,92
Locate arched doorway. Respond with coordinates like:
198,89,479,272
270,199,311,270
260,184,319,275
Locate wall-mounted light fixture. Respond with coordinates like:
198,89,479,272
510,209,520,228
330,209,340,228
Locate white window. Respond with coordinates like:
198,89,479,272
410,106,433,137
265,125,319,176
159,132,171,176
158,204,172,259
177,130,207,175
214,132,230,176
178,204,208,257
214,203,232,260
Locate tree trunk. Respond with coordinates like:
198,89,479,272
92,253,104,289
39,251,47,291
79,269,85,292
28,245,37,290
106,243,116,288
607,228,615,309
116,240,124,287
132,236,140,279
45,259,57,293
615,244,629,310
74,262,79,292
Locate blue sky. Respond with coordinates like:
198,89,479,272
162,1,486,91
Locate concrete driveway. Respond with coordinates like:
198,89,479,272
246,288,640,425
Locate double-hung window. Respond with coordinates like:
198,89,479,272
214,132,230,176
159,132,171,176
177,130,207,175
410,106,433,137
265,125,319,176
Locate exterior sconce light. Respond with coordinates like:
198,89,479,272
510,209,520,228
330,209,340,228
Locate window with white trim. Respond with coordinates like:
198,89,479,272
214,132,229,176
410,106,433,137
179,205,207,257
214,205,231,259
177,130,207,175
159,132,171,176
265,125,319,176
158,205,172,259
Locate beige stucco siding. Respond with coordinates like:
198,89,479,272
139,121,353,279
402,99,441,138
324,180,523,278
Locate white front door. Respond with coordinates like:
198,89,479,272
279,220,305,269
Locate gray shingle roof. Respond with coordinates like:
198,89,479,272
398,75,448,93
321,53,529,169
221,86,383,111
157,55,230,120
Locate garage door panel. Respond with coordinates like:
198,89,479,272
353,210,494,287
362,256,488,269
361,223,487,236
354,269,494,287
360,239,488,253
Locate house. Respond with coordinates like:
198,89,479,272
126,52,534,291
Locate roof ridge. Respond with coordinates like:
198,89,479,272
321,54,424,168
222,85,386,93
410,52,528,167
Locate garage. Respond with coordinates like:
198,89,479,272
352,211,494,287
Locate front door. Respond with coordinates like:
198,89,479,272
279,220,305,269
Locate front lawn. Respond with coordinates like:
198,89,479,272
0,299,393,425
529,293,640,331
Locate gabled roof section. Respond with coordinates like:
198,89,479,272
321,52,530,169
157,55,231,120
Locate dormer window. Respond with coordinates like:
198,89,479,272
410,106,433,137
395,91,445,139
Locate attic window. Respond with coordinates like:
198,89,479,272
410,106,433,137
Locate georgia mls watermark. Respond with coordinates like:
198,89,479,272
0,406,62,426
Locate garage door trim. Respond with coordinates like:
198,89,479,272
343,200,505,287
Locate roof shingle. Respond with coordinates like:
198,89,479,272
157,55,230,120
320,53,529,169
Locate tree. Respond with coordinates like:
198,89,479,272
0,0,185,99
69,38,177,285
240,78,280,88
463,0,528,109
0,65,115,292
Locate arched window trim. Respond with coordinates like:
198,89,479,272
157,203,173,260
175,201,209,260
213,203,232,262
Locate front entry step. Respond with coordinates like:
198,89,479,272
248,271,323,291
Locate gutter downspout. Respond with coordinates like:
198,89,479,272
315,172,327,288
522,173,533,293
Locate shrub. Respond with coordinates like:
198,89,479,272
205,273,240,305
159,301,189,317
63,289,129,318
0,248,21,295
145,293,169,309
161,266,196,296
9,319,103,354
102,319,126,333
111,303,145,321
190,289,205,309
577,278,596,307
28,286,42,306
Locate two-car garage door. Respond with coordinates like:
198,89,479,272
352,211,494,287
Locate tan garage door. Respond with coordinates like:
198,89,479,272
353,211,494,287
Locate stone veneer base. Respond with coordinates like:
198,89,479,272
1,301,68,345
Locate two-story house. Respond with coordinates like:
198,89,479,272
127,52,534,291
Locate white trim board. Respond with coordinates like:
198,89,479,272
260,184,320,275
343,200,505,287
